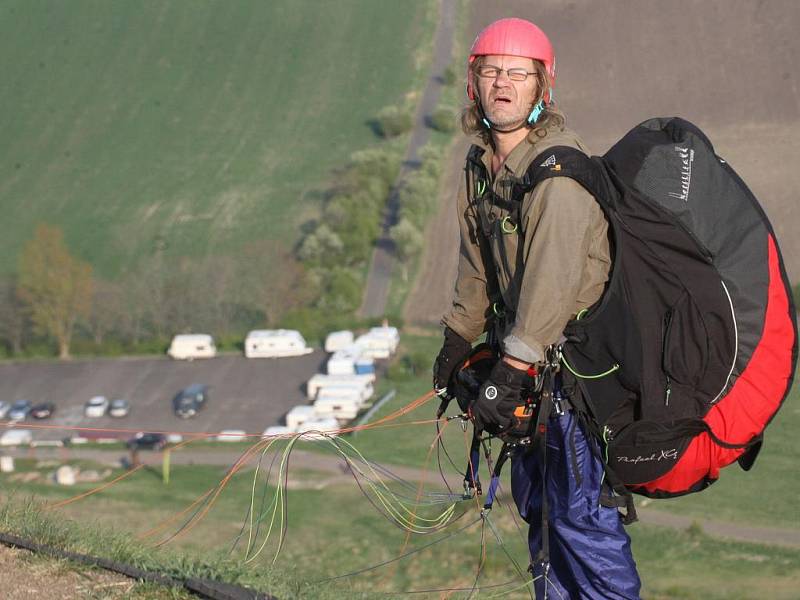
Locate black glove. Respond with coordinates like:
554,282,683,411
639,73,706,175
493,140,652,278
432,327,472,398
471,359,528,434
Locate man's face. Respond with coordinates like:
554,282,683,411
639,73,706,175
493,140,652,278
474,54,539,130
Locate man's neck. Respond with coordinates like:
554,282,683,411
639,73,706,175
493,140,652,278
490,128,529,175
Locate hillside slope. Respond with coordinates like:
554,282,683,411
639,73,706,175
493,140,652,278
0,1,435,278
407,0,800,325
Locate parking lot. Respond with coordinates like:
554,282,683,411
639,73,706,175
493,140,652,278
0,351,329,441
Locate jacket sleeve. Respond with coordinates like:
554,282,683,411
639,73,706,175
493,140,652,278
502,176,605,364
440,174,492,342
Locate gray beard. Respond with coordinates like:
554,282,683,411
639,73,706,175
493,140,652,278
485,107,528,129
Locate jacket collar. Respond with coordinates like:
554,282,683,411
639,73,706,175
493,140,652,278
473,134,540,180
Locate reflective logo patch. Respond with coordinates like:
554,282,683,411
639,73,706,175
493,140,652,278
540,154,557,167
484,385,498,400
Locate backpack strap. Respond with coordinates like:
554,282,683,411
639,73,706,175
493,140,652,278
511,145,611,214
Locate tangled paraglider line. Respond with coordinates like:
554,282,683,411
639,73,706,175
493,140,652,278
1,390,544,597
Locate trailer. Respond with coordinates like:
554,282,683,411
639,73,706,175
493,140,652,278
324,330,354,353
306,373,376,399
368,326,400,352
245,329,313,358
313,382,373,405
297,417,340,439
167,334,217,360
355,334,392,359
313,392,362,420
327,345,362,375
285,405,316,431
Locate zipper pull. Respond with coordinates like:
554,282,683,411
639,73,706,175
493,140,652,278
665,376,672,407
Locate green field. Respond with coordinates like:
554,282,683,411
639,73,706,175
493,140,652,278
0,0,436,278
2,454,798,599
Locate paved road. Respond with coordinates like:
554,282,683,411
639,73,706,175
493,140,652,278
405,0,800,325
359,0,458,318
0,351,328,441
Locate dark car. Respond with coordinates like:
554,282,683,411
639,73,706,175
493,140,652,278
126,432,167,451
30,402,56,419
172,384,210,419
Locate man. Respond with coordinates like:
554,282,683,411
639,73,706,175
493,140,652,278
432,18,641,599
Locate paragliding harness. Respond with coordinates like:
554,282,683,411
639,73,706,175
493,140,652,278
437,340,634,573
439,117,797,551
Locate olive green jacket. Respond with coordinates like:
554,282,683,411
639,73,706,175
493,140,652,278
441,124,611,364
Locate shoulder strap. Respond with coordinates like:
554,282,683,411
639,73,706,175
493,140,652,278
512,145,611,211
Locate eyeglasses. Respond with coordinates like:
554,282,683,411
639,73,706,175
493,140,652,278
475,65,537,82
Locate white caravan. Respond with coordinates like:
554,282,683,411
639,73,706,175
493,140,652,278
314,382,373,405
313,393,362,421
326,345,362,375
297,417,340,439
354,333,392,359
245,329,313,358
354,326,400,360
324,330,354,353
285,405,316,431
306,373,376,400
368,326,400,352
167,334,217,360
262,425,294,439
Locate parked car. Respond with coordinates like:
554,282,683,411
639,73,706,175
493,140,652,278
8,400,32,421
108,399,130,418
126,432,167,451
30,402,56,419
172,384,210,419
0,401,10,419
84,396,109,418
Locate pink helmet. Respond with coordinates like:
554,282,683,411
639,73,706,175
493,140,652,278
466,17,555,104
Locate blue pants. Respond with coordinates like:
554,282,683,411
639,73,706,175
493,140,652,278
511,410,641,599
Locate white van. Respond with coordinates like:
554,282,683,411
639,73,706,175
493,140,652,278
245,329,313,358
306,374,376,399
167,334,216,360
324,330,354,353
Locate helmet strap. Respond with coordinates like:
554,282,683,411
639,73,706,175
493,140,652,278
478,99,546,134
527,100,544,125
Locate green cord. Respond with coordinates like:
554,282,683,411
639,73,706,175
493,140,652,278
501,216,517,233
245,439,278,560
561,356,620,379
477,180,487,197
242,427,464,564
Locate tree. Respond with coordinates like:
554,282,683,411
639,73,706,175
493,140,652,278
18,224,93,359
0,276,29,355
83,278,124,345
375,105,413,138
391,218,423,281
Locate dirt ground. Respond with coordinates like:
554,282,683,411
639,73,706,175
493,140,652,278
0,543,153,600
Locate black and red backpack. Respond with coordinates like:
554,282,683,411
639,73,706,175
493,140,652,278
512,117,797,499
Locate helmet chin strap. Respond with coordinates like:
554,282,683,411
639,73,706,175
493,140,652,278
479,99,545,133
